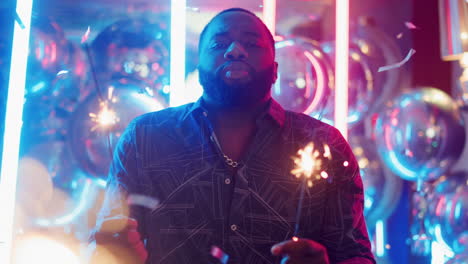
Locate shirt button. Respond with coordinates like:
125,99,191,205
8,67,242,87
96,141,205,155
224,178,231,184
230,224,237,231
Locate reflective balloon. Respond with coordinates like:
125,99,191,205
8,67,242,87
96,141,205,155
26,17,69,97
91,19,170,105
273,37,333,115
349,136,402,226
69,78,165,178
353,17,409,113
445,253,468,264
375,88,466,181
319,42,374,127
427,172,468,254
48,42,91,114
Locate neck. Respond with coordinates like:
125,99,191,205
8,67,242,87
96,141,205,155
202,96,271,128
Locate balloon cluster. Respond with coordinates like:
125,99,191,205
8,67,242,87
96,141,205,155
18,16,169,233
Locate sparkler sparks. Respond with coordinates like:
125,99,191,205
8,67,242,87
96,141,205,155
291,142,332,187
89,86,120,131
291,142,333,237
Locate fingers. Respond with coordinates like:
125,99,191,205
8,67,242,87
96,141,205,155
99,216,138,233
271,239,326,257
94,217,140,245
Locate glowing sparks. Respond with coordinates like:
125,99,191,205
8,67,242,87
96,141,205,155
343,161,349,167
292,236,299,242
291,143,332,187
89,86,121,131
89,103,119,131
320,171,329,179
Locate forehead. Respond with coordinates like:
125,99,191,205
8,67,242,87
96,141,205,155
204,11,269,39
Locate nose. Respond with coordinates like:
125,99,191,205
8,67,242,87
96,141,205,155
224,41,248,60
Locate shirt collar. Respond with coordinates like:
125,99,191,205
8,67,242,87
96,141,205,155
182,97,286,128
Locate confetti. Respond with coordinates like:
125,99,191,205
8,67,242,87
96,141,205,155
56,70,69,77
81,26,91,44
396,33,403,39
292,236,299,242
405,21,418,30
343,161,349,167
211,246,229,264
378,49,416,72
127,194,160,210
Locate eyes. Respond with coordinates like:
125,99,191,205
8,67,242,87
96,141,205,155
209,40,264,50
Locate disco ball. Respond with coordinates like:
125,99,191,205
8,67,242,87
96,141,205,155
374,88,465,182
68,78,165,178
273,37,333,115
349,136,402,226
91,18,170,105
319,42,374,127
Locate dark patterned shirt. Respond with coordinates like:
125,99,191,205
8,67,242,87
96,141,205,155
93,98,375,264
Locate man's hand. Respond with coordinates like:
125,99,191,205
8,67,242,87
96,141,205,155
90,217,148,264
271,238,330,264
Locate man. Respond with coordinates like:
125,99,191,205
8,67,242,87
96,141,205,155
89,8,375,264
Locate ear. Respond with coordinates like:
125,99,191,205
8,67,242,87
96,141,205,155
272,61,279,83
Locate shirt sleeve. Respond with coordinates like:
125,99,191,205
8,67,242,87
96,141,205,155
318,126,376,264
89,119,148,241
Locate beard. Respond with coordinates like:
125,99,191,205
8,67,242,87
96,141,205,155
198,62,275,108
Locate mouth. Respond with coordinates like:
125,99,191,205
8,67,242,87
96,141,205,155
225,69,249,79
221,62,251,80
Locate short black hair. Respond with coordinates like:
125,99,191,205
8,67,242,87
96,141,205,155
198,7,276,57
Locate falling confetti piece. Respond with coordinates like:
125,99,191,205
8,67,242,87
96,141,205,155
405,21,418,29
211,246,229,264
378,49,416,72
396,33,403,39
343,161,349,167
81,26,91,44
292,236,299,242
127,194,160,210
56,70,69,77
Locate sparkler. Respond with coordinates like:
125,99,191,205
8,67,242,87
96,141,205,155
291,142,332,237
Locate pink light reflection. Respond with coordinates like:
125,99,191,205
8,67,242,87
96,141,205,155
335,0,349,139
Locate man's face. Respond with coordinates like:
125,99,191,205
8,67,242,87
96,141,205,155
198,11,278,108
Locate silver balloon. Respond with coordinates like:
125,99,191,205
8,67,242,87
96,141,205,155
319,42,374,127
375,88,466,182
91,19,170,105
427,172,468,254
49,42,91,114
445,253,468,264
273,37,333,115
69,78,165,178
349,136,403,226
26,17,69,97
353,17,409,114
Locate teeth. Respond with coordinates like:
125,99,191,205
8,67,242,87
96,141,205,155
226,70,247,79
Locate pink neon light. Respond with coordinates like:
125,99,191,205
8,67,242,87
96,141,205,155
303,50,326,115
335,0,349,139
263,0,276,36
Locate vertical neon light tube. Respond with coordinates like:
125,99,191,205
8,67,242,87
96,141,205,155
0,0,34,263
375,220,385,257
263,0,276,37
335,0,349,139
169,0,186,107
